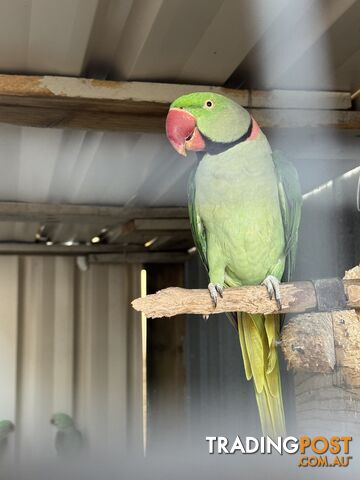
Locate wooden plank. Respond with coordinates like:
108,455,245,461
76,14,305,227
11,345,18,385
0,105,166,133
0,202,188,224
0,74,250,110
250,108,360,130
0,75,350,110
250,89,351,110
108,231,193,246
0,103,358,133
89,252,189,264
133,219,191,231
148,233,193,251
0,243,159,255
0,242,189,260
107,218,191,243
0,75,354,132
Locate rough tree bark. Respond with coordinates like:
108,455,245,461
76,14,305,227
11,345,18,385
132,278,360,318
286,266,360,435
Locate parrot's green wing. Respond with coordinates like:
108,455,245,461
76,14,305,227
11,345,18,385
188,165,239,330
188,165,208,270
273,151,302,281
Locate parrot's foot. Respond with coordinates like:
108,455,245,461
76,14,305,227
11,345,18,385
262,275,282,309
202,314,210,321
208,283,223,307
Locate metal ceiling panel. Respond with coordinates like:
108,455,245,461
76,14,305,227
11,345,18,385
0,0,357,245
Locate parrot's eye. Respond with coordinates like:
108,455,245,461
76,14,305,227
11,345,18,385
204,100,214,109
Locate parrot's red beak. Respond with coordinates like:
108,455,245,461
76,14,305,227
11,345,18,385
166,108,205,156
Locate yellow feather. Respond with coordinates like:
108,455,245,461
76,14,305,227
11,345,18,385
238,312,285,436
237,313,252,380
265,314,278,374
242,314,265,393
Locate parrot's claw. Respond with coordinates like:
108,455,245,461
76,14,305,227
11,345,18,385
262,275,282,310
208,283,223,307
202,314,210,321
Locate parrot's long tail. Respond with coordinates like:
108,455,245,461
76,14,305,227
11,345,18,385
237,312,286,436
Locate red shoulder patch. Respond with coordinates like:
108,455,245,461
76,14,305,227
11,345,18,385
249,118,260,140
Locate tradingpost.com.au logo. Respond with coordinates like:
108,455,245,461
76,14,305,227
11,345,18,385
206,435,352,468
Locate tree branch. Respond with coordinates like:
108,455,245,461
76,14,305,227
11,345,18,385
132,278,360,318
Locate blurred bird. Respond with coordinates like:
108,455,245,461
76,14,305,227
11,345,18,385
0,420,15,459
50,413,83,459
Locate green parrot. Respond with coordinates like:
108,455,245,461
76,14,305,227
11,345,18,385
166,92,302,436
50,413,83,459
0,420,14,459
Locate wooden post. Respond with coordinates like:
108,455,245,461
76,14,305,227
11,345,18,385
283,266,360,435
145,263,186,451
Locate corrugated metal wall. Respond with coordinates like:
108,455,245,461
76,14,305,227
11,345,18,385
0,256,143,462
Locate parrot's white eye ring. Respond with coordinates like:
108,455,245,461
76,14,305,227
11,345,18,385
204,100,214,109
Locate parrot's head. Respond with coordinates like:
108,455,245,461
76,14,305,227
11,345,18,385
0,420,15,438
166,92,256,156
50,413,75,431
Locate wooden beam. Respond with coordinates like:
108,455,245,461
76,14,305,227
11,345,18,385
0,75,351,109
251,109,360,130
0,75,355,132
0,202,188,225
0,243,128,255
131,219,190,231
89,252,189,264
107,218,191,242
132,279,360,318
249,89,351,110
0,243,186,256
0,103,357,133
115,218,190,234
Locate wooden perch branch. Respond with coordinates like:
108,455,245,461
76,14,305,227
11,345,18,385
132,278,360,318
133,266,360,386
